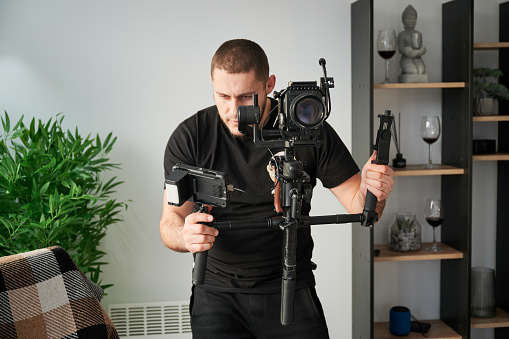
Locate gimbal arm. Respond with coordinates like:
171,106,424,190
193,211,368,325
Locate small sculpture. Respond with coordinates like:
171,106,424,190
397,5,429,83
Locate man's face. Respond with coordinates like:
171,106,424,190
211,69,273,137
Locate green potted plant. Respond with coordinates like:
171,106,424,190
0,112,128,290
473,68,509,116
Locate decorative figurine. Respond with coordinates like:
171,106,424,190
397,5,429,83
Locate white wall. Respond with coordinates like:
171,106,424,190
0,1,503,337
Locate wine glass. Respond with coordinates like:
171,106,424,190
425,199,444,252
377,30,397,83
420,116,441,168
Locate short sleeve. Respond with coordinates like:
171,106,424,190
315,122,360,189
163,119,197,177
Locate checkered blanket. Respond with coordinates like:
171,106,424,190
0,246,119,339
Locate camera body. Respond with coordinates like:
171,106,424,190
276,81,327,142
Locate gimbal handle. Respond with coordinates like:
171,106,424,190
361,110,393,227
192,205,209,286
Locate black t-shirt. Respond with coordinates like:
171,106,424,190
164,98,360,293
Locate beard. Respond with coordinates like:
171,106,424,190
219,118,250,140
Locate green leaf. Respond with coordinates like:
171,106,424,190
104,135,117,154
39,182,50,195
1,112,9,134
103,132,112,149
12,114,25,132
57,138,64,157
96,134,101,149
29,118,36,139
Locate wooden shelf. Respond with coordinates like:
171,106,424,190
473,115,509,122
374,243,463,262
473,153,509,161
374,82,465,89
471,308,509,329
391,164,464,177
474,42,509,49
374,319,460,339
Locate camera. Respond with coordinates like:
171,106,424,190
275,81,328,142
238,58,334,148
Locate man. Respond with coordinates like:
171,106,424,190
160,39,393,338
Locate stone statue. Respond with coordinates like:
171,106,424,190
398,5,429,83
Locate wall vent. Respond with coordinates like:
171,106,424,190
108,301,192,338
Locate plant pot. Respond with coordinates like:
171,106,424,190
474,97,495,116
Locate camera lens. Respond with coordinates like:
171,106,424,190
294,96,324,128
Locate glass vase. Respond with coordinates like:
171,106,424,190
389,212,421,252
471,267,497,318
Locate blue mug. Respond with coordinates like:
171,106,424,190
389,306,411,336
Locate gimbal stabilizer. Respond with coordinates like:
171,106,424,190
165,110,393,326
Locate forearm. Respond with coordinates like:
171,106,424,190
330,158,392,220
160,213,188,253
160,194,193,253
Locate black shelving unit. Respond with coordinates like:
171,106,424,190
351,1,374,338
495,4,509,338
351,0,473,338
440,1,473,337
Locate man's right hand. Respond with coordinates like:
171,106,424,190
183,212,218,253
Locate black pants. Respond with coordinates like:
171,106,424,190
190,286,330,339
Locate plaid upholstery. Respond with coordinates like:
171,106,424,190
0,246,118,339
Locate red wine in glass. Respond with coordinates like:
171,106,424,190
378,50,396,59
420,116,441,168
377,30,396,83
425,199,444,252
423,137,439,144
425,217,443,227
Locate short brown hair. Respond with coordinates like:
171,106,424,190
211,39,269,83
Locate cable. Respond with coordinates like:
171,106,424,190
410,314,431,337
229,149,280,197
319,58,332,119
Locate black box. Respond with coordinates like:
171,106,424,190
473,139,496,154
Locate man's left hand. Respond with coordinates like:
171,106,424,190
359,152,394,201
